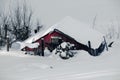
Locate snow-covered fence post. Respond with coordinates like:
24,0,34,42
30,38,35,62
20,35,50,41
41,38,44,56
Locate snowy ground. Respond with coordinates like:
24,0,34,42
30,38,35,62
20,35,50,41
0,41,120,80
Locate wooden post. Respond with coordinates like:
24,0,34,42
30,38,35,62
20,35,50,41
5,24,7,39
0,26,1,37
88,41,93,55
6,36,9,52
0,37,1,50
41,38,44,56
88,41,91,49
103,36,108,51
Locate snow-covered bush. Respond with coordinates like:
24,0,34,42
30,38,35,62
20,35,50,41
55,42,77,59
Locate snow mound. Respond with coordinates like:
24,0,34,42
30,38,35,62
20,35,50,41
0,50,30,57
11,42,21,50
11,41,39,50
44,47,52,56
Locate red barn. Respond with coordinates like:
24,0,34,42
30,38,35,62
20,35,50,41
22,16,104,52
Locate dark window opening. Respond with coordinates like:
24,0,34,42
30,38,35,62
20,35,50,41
48,36,62,51
51,36,62,44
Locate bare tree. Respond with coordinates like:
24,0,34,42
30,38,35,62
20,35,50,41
118,25,120,39
0,13,10,47
0,0,44,48
116,17,120,39
92,14,97,29
34,19,43,34
10,1,32,41
105,20,119,41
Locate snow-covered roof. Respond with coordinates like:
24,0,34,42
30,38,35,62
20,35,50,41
24,16,104,48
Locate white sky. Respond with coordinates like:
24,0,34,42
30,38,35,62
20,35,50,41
0,0,120,27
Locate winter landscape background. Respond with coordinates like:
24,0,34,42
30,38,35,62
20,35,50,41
0,0,120,27
0,0,120,80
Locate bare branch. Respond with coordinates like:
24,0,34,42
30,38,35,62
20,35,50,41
92,14,97,29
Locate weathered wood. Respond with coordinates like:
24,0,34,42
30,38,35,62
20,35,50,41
6,36,9,52
5,25,8,39
88,41,91,49
41,38,44,56
103,36,108,51
108,41,114,47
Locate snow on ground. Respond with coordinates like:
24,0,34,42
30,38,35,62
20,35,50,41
0,49,30,57
0,41,120,80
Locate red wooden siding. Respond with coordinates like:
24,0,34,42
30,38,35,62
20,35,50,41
23,29,89,51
